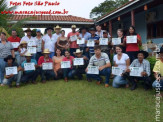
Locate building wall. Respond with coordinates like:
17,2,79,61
111,4,163,44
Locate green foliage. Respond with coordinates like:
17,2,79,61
90,0,128,20
147,56,157,80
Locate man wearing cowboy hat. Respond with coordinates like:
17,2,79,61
67,25,80,56
53,25,61,50
152,47,163,94
38,49,56,83
129,50,152,90
20,52,39,84
42,27,56,58
20,28,35,44
71,49,89,80
2,55,22,88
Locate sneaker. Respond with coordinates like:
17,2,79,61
64,77,68,82
16,85,20,88
96,81,101,85
105,84,109,87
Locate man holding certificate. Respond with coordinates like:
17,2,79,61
87,28,100,58
72,49,89,80
129,51,152,90
152,47,163,94
21,53,39,84
62,50,74,82
123,26,142,62
38,49,56,83
3,55,21,88
86,45,111,87
67,25,79,56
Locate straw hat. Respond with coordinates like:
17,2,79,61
43,49,50,54
73,49,83,55
71,25,76,29
54,25,62,30
24,28,32,32
25,52,32,57
20,41,27,45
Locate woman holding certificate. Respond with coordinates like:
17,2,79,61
124,26,142,63
112,45,130,88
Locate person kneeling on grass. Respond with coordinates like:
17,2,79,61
38,49,56,83
129,50,152,91
86,45,111,87
62,50,74,82
3,55,22,88
72,49,89,80
152,47,163,97
20,53,39,84
112,45,130,88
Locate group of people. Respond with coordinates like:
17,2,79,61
0,24,162,95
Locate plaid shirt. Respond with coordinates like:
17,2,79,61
130,59,151,76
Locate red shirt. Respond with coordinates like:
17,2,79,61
38,56,53,65
125,34,141,52
67,32,79,48
62,56,74,68
7,36,21,51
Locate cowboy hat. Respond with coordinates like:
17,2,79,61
24,28,32,32
137,50,149,59
42,49,50,54
25,52,32,57
73,49,83,55
71,25,76,29
157,47,163,54
4,55,15,62
20,41,27,45
45,27,54,32
54,25,62,30
89,27,96,31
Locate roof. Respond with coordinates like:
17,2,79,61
9,15,94,23
96,0,140,22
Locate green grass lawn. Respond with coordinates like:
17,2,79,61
0,79,162,122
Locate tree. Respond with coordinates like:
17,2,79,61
90,0,128,20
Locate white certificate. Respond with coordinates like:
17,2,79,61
28,40,36,46
126,36,137,43
24,63,35,71
112,67,123,76
77,38,85,45
73,58,84,66
112,38,121,45
27,47,36,54
5,66,18,75
99,38,108,45
11,42,20,48
61,61,71,68
70,35,77,42
87,66,99,75
130,67,143,77
42,63,53,70
87,39,95,47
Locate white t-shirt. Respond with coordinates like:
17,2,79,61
20,36,36,46
34,36,42,52
52,33,61,43
113,53,129,70
42,34,56,52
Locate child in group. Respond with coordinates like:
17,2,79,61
19,41,28,64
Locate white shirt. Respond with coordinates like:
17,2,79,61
42,34,56,52
113,53,129,70
20,36,35,46
52,33,61,43
34,36,42,52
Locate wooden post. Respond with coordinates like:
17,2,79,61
109,20,112,37
131,10,135,26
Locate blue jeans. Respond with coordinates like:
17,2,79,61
0,58,6,84
36,52,43,62
49,52,55,58
126,51,138,63
87,67,111,84
112,75,128,88
80,47,89,58
70,48,77,57
63,68,74,78
15,51,21,65
3,71,21,86
152,80,163,91
21,70,38,83
39,68,56,81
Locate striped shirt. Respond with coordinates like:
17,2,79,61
88,52,110,67
0,40,14,58
130,59,151,76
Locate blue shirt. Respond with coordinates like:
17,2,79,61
21,59,37,73
79,32,91,47
87,35,100,54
